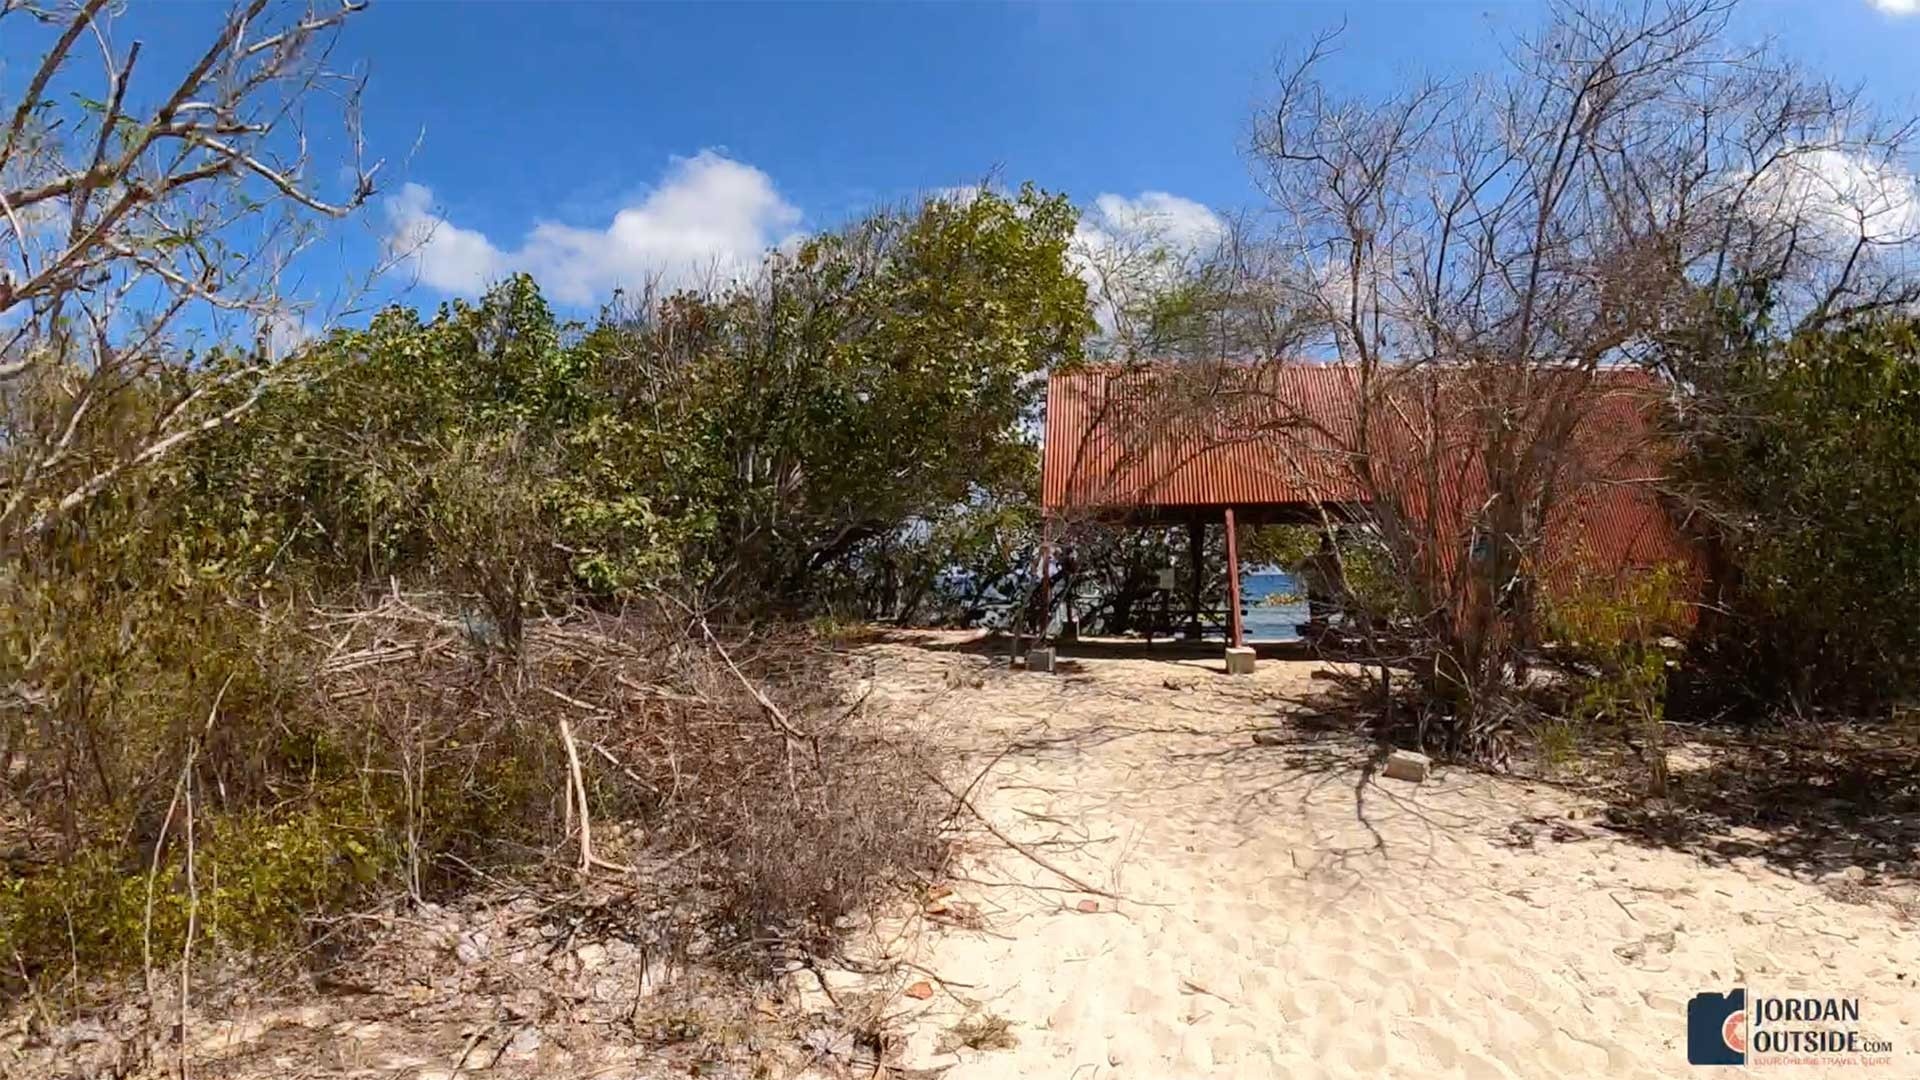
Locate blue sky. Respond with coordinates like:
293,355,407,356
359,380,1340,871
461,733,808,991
14,0,1920,323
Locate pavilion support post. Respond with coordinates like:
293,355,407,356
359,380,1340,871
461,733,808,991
1038,514,1054,638
1225,508,1243,648
1028,515,1057,673
1184,519,1205,641
1224,507,1255,675
1060,547,1078,644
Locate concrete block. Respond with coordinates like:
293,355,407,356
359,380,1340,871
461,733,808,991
1383,749,1432,783
1026,646,1056,674
1224,646,1257,675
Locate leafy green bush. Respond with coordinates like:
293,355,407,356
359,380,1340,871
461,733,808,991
0,793,399,971
1675,315,1920,717
1544,566,1688,795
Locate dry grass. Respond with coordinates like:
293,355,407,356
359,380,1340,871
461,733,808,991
0,589,944,1022
310,591,948,948
936,1011,1018,1054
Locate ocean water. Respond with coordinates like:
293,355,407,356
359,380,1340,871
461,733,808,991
974,569,1311,640
1241,571,1310,642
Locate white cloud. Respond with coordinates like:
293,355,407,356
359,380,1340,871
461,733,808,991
385,184,503,295
385,151,802,304
1071,191,1227,336
1870,0,1918,16
1745,147,1920,246
1079,192,1228,260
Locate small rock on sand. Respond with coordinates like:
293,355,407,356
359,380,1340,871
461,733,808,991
454,930,489,966
505,1027,541,1057
1383,749,1432,783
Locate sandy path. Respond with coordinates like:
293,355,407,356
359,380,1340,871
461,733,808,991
825,638,1920,1079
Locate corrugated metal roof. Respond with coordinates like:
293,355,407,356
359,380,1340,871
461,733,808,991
1043,363,1363,511
1041,362,1696,586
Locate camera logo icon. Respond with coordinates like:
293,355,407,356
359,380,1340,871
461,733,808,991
1687,988,1747,1066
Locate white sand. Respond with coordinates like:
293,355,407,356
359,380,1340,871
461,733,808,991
824,637,1920,1079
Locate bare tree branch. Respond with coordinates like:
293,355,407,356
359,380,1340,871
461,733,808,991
1,0,379,549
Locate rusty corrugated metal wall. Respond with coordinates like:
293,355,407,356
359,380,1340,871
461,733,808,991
1043,364,1364,510
1041,362,1698,591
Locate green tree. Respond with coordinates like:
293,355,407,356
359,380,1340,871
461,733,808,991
1675,316,1920,716
585,185,1094,607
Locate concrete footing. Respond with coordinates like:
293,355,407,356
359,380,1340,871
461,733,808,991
1224,646,1257,675
1026,646,1057,674
1383,749,1432,783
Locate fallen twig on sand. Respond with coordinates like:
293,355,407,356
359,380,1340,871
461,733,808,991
920,767,1121,901
944,745,1017,828
1610,891,1640,922
1181,978,1239,1007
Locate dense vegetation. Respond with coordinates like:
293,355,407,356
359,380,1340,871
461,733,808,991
4,0,1919,1024
1077,0,1920,764
166,186,1089,613
1671,312,1920,719
0,187,1091,981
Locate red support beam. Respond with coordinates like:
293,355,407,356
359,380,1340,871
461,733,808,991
1224,506,1243,649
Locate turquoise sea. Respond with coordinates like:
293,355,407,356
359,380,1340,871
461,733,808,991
1240,570,1310,642
975,569,1311,640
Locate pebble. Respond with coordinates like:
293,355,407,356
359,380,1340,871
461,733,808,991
454,930,489,967
506,1027,541,1057
51,1020,108,1047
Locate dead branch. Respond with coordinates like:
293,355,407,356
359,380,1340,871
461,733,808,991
557,714,632,877
920,767,1121,901
1,0,381,548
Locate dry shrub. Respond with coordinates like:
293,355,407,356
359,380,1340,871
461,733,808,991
510,606,944,945
312,594,945,944
0,589,941,990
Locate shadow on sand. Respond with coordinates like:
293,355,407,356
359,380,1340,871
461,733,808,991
1254,666,1920,891
873,631,1920,894
1594,727,1920,887
866,629,1322,665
